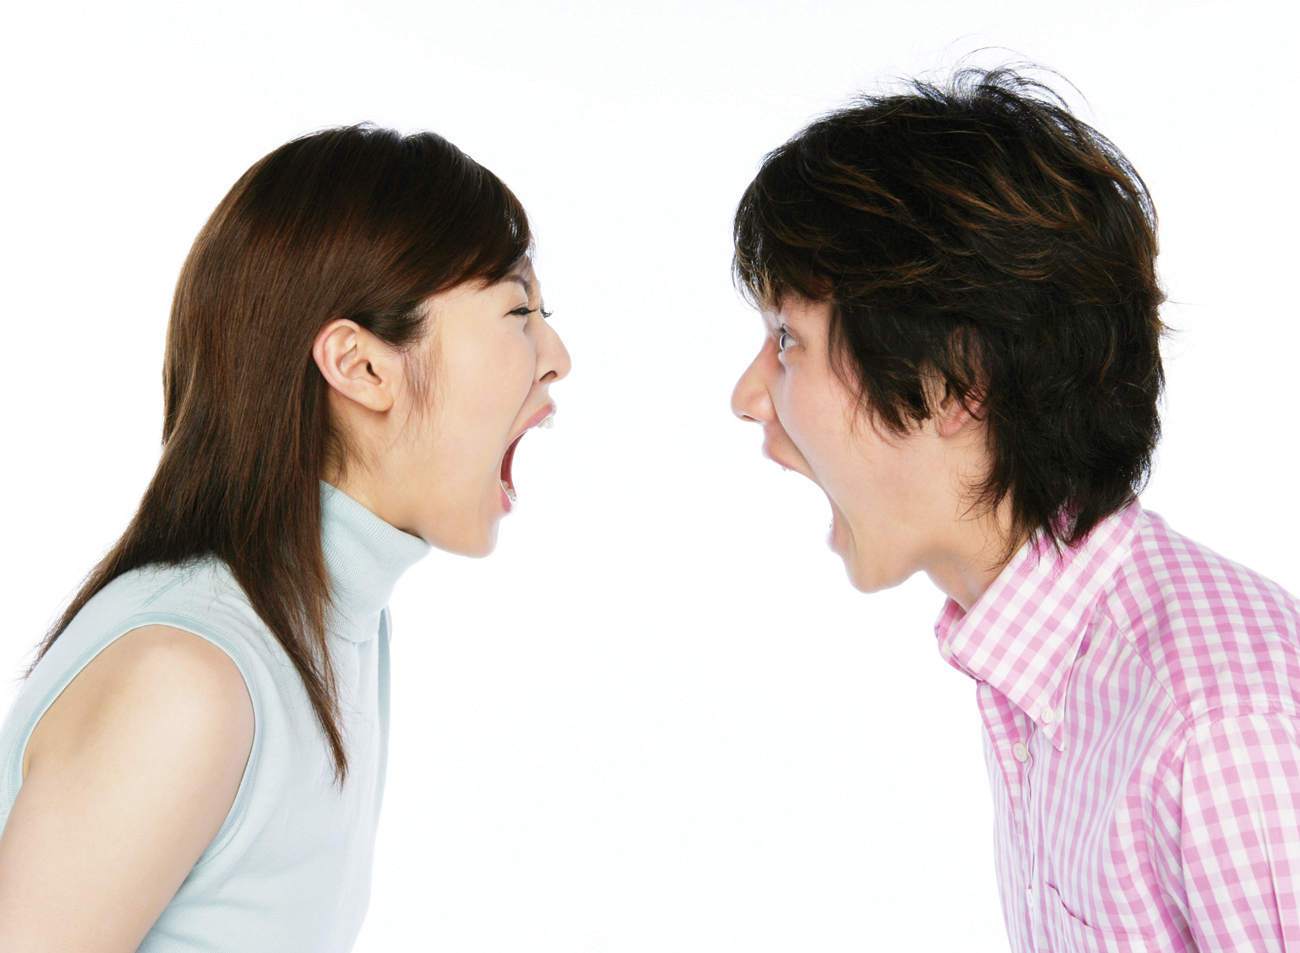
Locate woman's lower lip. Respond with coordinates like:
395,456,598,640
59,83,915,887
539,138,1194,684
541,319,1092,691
499,482,513,513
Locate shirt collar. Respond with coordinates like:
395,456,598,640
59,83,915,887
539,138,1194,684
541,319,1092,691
933,500,1143,750
319,480,431,643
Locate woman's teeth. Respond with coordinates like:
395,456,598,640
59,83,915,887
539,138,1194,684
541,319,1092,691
500,479,516,503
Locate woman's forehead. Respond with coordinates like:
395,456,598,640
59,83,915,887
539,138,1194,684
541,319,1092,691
496,258,539,297
509,256,537,284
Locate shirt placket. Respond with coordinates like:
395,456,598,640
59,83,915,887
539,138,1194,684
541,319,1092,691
1022,724,1050,951
978,683,1046,951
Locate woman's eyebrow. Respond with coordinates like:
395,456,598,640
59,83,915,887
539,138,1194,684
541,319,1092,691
500,274,546,307
499,274,533,296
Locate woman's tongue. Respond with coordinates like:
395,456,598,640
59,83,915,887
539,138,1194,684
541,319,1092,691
500,435,521,502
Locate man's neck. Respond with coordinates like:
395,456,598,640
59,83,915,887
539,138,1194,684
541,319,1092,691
924,499,1022,613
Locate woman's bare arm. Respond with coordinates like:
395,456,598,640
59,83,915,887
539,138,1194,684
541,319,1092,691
0,624,254,953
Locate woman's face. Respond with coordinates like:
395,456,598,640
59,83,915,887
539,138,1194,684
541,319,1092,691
328,261,571,555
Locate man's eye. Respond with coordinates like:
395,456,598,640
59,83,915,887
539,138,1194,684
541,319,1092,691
777,325,795,352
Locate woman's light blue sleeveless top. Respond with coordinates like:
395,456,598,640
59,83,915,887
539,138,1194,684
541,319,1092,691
0,481,430,952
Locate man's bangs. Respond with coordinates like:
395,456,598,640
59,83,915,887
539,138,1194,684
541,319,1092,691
733,156,837,312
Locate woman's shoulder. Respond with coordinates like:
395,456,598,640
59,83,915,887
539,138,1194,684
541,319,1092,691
99,556,245,615
0,623,255,952
73,557,289,670
20,622,255,787
1,557,286,808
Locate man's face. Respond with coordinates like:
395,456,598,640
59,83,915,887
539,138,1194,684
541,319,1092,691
730,296,978,594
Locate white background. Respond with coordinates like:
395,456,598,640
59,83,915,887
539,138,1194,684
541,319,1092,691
1,1,1295,950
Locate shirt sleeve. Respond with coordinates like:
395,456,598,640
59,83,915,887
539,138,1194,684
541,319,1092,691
1178,712,1300,952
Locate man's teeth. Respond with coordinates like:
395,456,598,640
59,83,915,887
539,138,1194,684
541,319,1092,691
500,479,516,502
538,416,554,429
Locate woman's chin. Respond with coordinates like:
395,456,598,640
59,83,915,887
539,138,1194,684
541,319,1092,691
453,526,499,559
420,513,499,559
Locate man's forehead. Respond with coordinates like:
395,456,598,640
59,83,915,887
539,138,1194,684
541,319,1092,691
765,296,828,325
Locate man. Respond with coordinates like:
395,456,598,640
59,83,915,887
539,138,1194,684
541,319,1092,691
730,67,1300,952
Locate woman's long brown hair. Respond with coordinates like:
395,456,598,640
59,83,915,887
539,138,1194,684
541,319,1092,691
27,124,531,785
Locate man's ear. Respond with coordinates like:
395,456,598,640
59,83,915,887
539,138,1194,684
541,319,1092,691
311,319,397,413
926,367,987,439
933,389,984,438
928,328,991,439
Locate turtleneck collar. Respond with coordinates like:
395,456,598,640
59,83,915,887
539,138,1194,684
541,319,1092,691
319,480,431,643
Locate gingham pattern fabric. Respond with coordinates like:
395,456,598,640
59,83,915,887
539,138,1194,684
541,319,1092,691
935,501,1300,952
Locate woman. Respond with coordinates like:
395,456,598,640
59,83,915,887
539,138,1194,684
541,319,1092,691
0,124,570,951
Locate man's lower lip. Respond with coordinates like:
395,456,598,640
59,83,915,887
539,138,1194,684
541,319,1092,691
499,483,513,512
827,508,843,551
763,447,792,470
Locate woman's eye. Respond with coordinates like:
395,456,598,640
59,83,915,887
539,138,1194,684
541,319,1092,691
509,306,554,321
777,325,795,352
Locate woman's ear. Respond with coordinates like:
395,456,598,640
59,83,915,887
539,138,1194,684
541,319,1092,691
311,319,398,413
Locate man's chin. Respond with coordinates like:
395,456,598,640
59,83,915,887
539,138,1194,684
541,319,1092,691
839,542,911,595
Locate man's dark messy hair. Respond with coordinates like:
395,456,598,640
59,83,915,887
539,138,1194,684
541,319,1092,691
734,67,1165,555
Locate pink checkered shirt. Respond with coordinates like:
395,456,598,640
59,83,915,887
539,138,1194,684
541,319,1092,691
935,500,1300,952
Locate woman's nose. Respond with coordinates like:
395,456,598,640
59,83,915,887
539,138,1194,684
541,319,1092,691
539,320,572,383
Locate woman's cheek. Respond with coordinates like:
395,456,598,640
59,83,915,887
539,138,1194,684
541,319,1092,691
499,336,538,401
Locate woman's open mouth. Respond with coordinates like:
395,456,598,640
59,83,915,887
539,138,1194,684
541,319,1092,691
499,432,523,503
498,404,556,508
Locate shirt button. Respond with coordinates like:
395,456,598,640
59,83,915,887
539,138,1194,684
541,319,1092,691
1040,707,1056,725
1012,742,1030,763
939,642,954,660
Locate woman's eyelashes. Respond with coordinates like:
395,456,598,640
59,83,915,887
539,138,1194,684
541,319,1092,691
508,305,555,320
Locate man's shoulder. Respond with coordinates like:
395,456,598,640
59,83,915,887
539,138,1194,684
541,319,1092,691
1102,507,1300,719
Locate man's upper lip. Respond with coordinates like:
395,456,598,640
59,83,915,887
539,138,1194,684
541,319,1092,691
508,403,555,445
762,434,812,481
761,431,793,469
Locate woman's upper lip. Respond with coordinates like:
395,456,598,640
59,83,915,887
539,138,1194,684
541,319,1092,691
509,402,556,445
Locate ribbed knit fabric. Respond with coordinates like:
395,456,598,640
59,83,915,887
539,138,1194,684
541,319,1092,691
0,480,430,952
